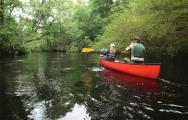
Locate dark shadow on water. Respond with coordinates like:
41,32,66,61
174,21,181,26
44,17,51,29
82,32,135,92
0,53,188,120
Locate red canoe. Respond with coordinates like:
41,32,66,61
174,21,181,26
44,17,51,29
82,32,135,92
99,58,160,79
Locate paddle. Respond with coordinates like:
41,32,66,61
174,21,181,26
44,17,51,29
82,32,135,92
81,47,102,53
81,48,95,53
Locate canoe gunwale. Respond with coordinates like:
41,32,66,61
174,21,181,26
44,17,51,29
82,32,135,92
114,62,161,65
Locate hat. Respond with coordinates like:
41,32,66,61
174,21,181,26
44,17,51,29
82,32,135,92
132,36,141,41
110,43,115,47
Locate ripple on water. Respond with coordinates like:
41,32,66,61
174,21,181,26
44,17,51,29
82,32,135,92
90,67,104,72
57,104,91,120
17,60,25,62
158,109,185,114
28,101,47,120
63,67,74,71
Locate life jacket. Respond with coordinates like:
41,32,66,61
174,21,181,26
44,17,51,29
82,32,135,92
108,47,116,57
132,43,145,58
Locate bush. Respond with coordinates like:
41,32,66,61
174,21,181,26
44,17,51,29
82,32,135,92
15,45,30,55
93,0,188,57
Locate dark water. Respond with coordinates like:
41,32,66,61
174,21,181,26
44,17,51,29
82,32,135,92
0,53,188,120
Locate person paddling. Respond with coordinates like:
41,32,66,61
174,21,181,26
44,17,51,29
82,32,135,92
124,36,145,63
101,43,117,61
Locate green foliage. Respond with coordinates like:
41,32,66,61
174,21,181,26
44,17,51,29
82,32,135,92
90,0,113,17
0,0,187,58
69,42,79,52
14,44,30,55
94,0,188,57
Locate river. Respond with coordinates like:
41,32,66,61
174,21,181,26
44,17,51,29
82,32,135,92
0,53,188,120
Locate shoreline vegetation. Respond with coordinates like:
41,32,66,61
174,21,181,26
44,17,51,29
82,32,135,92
0,0,187,58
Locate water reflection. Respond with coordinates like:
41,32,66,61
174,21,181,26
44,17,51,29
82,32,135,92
0,53,188,120
86,69,160,120
82,72,93,90
11,53,98,120
101,69,160,93
28,101,47,120
58,104,90,120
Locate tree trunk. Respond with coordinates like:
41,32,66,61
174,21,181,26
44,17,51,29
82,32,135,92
0,0,4,25
41,0,46,5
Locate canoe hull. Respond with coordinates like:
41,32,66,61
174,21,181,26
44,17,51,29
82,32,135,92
99,58,160,79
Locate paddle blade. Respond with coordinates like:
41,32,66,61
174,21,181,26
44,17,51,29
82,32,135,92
81,48,95,53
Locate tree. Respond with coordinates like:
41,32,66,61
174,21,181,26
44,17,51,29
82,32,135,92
94,0,188,57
